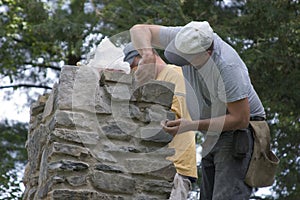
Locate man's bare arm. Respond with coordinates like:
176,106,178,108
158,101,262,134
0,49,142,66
162,98,250,135
130,24,162,53
195,97,250,131
129,24,163,84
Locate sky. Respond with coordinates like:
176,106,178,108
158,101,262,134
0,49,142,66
0,80,29,196
0,89,30,123
0,66,57,123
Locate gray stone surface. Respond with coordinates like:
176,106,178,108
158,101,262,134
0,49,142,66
132,80,175,107
48,160,89,171
140,126,173,143
49,142,90,157
23,66,176,199
49,189,124,200
51,128,99,145
100,70,133,84
42,83,58,121
104,84,132,101
91,171,135,194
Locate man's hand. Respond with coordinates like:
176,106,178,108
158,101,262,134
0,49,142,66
134,51,156,86
161,118,197,136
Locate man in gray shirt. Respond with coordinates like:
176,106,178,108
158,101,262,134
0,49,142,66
130,21,265,200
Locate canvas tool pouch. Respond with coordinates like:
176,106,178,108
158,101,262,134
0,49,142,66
245,120,280,187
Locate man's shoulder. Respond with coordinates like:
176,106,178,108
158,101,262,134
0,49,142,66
166,64,183,74
165,65,185,82
157,65,184,86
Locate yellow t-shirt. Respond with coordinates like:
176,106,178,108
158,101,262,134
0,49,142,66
156,64,197,179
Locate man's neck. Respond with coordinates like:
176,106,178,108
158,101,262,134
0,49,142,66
193,53,211,70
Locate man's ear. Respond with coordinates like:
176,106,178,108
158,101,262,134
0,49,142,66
131,66,138,72
207,50,212,56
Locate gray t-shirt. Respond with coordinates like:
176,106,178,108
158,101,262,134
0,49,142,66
160,26,265,156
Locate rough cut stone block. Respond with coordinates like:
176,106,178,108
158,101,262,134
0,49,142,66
91,171,135,194
48,160,89,171
29,112,44,132
25,187,37,200
72,85,112,114
36,178,53,198
102,143,141,154
48,189,125,200
146,163,176,181
132,80,175,107
71,67,112,114
101,122,131,140
138,146,175,158
36,175,72,198
57,65,79,110
140,126,173,143
49,142,89,158
59,65,114,113
50,110,76,129
51,128,99,145
30,94,49,116
125,157,174,176
111,100,134,120
140,179,172,195
127,103,145,121
66,175,87,187
50,110,100,132
30,102,45,117
135,195,165,200
90,150,118,163
27,125,49,172
101,120,139,138
144,104,175,122
43,83,58,121
94,163,124,173
104,84,131,101
100,70,133,84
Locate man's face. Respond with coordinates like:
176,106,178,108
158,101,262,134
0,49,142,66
130,56,141,72
189,51,211,69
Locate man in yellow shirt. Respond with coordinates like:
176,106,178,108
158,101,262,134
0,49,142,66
123,43,197,200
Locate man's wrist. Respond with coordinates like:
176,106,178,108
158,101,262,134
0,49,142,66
192,120,201,131
141,48,155,57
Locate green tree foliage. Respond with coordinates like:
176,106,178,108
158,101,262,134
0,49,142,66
0,0,299,199
94,0,186,35
232,1,300,199
0,120,28,199
0,0,101,93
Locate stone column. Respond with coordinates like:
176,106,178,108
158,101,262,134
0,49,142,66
23,65,177,200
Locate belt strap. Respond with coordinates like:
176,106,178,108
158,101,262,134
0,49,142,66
250,116,265,121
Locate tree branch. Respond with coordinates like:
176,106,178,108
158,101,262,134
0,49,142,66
0,84,52,90
24,62,62,71
250,195,264,200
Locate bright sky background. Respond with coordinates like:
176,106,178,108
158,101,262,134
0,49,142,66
0,89,30,123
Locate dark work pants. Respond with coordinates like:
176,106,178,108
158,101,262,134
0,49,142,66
200,129,253,200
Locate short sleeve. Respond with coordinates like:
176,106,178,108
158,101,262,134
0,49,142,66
218,66,251,103
159,27,181,49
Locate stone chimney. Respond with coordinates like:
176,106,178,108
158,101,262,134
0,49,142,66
23,65,177,200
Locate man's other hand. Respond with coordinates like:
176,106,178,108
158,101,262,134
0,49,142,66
134,51,156,86
161,118,196,136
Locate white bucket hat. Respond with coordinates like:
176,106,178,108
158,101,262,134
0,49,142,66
164,21,214,65
175,21,214,54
